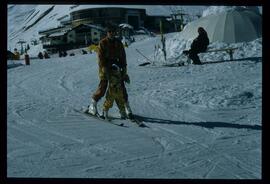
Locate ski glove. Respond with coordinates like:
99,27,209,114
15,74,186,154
123,74,130,84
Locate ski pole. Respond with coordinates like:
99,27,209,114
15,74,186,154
135,49,153,63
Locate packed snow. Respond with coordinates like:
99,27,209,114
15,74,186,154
7,5,262,179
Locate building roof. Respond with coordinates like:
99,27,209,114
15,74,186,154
119,23,134,29
39,26,72,35
49,32,67,37
44,23,104,38
83,24,105,31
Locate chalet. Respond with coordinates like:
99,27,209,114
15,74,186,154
39,24,105,53
66,24,105,45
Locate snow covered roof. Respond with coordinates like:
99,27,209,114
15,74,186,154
179,8,262,43
49,32,67,37
39,26,72,35
119,23,133,29
84,24,105,31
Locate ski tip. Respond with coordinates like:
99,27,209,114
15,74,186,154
139,123,148,128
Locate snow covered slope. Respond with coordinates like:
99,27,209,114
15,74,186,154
7,32,262,178
7,4,262,179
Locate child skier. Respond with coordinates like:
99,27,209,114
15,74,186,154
101,64,131,120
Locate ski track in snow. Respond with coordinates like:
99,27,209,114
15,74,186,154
7,37,261,178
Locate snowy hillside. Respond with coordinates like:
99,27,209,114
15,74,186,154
8,5,74,51
7,5,262,179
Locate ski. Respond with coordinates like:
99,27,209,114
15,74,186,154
129,118,147,127
126,114,148,127
101,113,148,128
74,108,126,127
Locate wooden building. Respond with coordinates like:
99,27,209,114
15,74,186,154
39,24,105,53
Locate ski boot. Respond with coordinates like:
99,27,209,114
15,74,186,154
119,110,128,119
88,98,97,115
101,110,110,120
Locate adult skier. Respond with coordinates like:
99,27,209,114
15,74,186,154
88,25,133,118
183,27,209,65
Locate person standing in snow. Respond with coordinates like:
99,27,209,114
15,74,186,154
43,51,50,59
13,48,20,60
102,64,129,119
183,27,209,65
38,52,43,59
88,25,133,119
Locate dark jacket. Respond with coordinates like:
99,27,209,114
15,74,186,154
38,52,43,59
191,31,209,53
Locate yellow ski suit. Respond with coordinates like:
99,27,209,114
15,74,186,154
103,68,126,113
14,51,20,60
91,36,128,102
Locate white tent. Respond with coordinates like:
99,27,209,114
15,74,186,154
179,7,262,43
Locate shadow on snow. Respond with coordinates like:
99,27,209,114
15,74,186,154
161,56,262,67
202,56,262,65
7,63,24,69
134,115,261,131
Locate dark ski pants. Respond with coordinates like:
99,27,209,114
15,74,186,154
92,79,128,102
183,50,202,65
188,50,202,65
